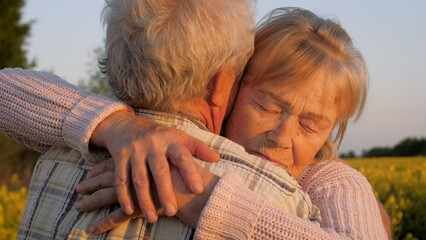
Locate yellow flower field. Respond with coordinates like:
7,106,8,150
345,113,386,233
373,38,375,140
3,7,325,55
0,174,28,240
347,156,426,240
1,157,425,240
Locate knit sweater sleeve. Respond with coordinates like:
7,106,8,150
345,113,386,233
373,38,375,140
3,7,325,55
0,68,131,163
194,162,388,240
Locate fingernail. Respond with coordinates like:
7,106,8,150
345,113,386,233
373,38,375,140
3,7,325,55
165,204,176,216
76,185,81,193
89,226,95,234
146,210,156,222
193,182,204,194
124,205,133,215
75,202,81,211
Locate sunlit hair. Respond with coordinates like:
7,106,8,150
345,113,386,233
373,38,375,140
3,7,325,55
100,0,256,111
246,8,368,163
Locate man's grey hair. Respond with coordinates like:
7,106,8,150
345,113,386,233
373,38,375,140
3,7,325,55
100,0,256,111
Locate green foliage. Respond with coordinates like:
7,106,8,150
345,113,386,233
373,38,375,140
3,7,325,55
362,146,394,158
340,137,426,158
0,0,35,68
362,137,426,157
339,150,356,159
78,46,115,98
347,157,426,240
393,138,426,156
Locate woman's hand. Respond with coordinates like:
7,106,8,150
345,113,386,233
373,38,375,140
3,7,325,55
75,158,219,234
89,110,220,222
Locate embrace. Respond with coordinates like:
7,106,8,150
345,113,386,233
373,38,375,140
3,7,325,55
0,0,391,239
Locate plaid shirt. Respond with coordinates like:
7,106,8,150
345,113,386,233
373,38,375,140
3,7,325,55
18,109,320,240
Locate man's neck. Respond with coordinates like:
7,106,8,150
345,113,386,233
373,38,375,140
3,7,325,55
176,71,238,135
177,98,222,134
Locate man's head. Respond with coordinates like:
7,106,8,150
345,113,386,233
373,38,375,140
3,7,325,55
100,0,256,111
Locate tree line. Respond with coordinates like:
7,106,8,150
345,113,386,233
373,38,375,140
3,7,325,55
340,137,426,158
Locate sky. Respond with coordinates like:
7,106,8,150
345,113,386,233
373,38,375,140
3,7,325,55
22,0,426,155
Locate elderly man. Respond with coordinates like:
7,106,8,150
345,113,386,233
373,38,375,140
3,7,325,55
4,0,320,239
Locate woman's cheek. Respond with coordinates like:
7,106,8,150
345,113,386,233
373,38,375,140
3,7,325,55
297,135,323,160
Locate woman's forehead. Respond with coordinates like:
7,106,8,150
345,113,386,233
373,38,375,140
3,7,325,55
242,47,343,114
250,69,336,95
248,75,338,114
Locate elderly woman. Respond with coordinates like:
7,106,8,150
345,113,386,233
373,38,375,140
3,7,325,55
0,5,389,240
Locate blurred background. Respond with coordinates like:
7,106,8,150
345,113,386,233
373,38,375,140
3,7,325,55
19,0,426,156
0,0,425,239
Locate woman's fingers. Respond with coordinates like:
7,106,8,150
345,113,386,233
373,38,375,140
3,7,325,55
114,156,135,215
171,131,220,193
168,143,205,194
75,187,118,212
147,153,177,216
177,130,220,163
130,154,158,223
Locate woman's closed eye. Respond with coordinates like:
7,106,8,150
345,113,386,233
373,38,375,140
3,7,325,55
252,100,282,115
299,120,317,133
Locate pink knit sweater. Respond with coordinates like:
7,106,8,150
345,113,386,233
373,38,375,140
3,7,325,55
0,68,387,239
195,161,388,239
0,68,129,163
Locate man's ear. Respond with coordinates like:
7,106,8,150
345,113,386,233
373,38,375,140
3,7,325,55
208,71,236,108
206,71,237,134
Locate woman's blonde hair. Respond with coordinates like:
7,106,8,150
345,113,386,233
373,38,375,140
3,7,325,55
249,8,368,162
100,0,255,111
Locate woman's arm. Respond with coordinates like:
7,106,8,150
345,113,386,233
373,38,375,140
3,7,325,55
195,171,388,239
79,160,387,239
195,161,389,239
0,67,219,220
0,68,129,162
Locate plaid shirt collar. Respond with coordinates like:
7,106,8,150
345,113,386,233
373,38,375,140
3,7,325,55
133,108,209,131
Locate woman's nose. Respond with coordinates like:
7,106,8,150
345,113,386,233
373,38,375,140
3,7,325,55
265,117,295,149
